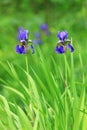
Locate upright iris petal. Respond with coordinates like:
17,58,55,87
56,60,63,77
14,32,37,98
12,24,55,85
17,28,29,42
57,31,68,41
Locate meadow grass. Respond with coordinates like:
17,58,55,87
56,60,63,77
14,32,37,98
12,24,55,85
0,1,87,129
0,46,87,130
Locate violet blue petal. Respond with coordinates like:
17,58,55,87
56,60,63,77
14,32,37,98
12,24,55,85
67,44,74,52
55,46,65,54
40,24,48,31
57,31,68,41
30,45,34,54
15,45,25,54
17,28,29,41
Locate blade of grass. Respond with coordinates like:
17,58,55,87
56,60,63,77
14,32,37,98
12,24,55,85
73,87,85,130
3,85,25,100
0,95,17,130
16,105,33,130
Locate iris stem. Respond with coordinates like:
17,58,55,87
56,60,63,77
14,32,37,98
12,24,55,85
25,55,30,88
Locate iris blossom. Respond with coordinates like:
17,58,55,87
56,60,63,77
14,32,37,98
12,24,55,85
15,28,34,54
55,31,74,54
33,32,42,45
40,24,51,35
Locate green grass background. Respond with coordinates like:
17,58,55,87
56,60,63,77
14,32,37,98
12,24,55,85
0,0,87,130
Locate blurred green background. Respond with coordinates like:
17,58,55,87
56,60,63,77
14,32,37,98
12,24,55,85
0,0,87,96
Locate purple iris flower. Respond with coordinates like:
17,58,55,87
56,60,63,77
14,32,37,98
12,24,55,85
15,27,34,54
40,23,51,36
17,28,29,43
40,24,48,31
55,31,74,54
33,32,43,45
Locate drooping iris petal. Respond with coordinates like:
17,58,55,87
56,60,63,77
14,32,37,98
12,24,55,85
57,31,68,41
15,45,25,54
55,46,65,54
67,44,74,52
17,28,29,42
30,45,34,54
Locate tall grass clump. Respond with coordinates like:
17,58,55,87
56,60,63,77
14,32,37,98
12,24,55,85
0,46,87,130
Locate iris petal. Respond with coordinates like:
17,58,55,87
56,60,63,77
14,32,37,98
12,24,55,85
55,46,65,54
57,31,68,41
30,45,34,54
15,45,25,54
17,28,29,41
67,44,74,52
